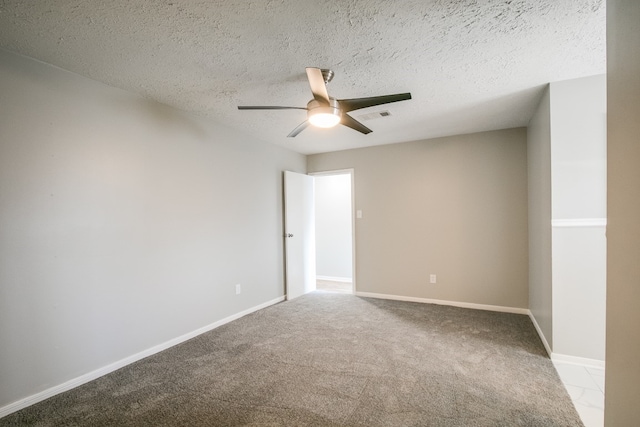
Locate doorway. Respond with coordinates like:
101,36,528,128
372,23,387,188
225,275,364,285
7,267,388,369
312,170,355,294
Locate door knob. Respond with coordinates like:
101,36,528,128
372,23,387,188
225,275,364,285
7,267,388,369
286,233,294,238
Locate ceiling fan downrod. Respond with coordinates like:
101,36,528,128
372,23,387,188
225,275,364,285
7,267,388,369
320,69,334,85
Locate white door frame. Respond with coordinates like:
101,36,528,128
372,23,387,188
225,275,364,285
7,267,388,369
309,169,356,293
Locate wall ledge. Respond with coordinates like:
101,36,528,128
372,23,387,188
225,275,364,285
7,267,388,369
551,218,607,227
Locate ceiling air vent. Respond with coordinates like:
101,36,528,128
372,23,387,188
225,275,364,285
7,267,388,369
358,110,392,121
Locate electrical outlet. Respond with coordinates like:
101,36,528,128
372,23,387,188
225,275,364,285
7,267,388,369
235,284,241,295
429,274,437,284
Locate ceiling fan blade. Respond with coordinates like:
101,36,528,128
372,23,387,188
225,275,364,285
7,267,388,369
338,93,412,113
238,106,307,110
306,67,330,105
340,114,372,135
287,120,310,138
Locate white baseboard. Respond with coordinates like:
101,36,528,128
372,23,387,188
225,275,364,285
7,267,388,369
526,312,605,369
528,312,552,357
354,291,529,315
0,296,285,419
316,275,352,283
551,353,606,369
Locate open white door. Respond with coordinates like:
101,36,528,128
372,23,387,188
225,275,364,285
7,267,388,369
284,171,316,300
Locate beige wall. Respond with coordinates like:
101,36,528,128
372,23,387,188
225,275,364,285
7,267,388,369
0,48,305,410
605,0,640,424
308,129,529,309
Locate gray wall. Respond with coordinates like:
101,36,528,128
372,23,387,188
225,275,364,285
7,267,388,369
605,0,640,424
550,76,607,220
527,75,607,362
308,129,529,309
0,49,305,409
314,174,353,280
527,86,553,349
550,75,607,361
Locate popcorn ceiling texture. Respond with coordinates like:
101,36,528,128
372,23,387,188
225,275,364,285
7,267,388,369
0,0,605,154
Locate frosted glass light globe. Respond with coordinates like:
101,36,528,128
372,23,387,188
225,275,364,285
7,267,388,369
309,111,341,128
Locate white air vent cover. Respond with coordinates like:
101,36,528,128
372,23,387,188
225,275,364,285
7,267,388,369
358,110,392,121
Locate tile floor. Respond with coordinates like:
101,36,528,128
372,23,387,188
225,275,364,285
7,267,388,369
316,279,352,293
553,361,605,427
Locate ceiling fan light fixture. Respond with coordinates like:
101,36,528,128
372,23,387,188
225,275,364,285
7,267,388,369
309,110,341,128
307,98,341,128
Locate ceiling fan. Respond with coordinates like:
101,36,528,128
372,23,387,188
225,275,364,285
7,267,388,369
237,67,412,137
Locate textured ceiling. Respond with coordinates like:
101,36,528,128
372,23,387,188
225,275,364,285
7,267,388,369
0,0,605,154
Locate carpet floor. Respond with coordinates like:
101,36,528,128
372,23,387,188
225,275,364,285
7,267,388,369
1,293,583,426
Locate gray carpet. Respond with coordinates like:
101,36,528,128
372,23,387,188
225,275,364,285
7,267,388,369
1,293,583,426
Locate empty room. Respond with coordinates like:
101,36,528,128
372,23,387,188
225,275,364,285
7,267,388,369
1,1,639,426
